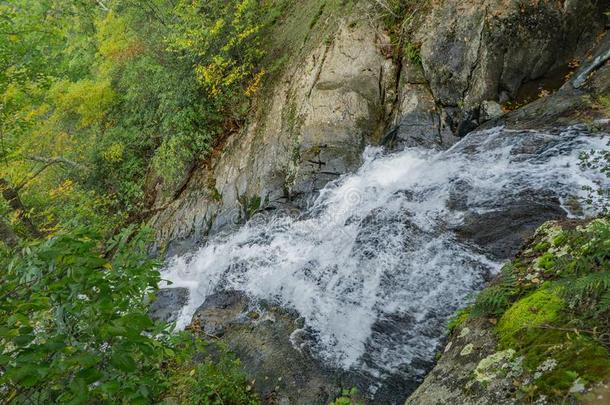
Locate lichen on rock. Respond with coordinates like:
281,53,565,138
474,349,516,384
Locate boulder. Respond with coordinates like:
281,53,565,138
405,319,514,405
190,291,347,405
479,100,503,122
149,288,189,324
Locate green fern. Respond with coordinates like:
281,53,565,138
559,271,610,312
471,264,519,317
599,291,610,314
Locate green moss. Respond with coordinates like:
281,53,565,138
494,287,610,399
595,94,610,112
209,187,222,202
247,196,262,218
496,289,563,347
509,328,610,399
533,241,550,252
466,219,610,400
536,252,556,271
539,337,610,395
328,387,363,405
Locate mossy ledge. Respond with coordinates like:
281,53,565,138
410,218,610,404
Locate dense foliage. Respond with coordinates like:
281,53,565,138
0,227,258,403
0,0,283,403
0,0,274,240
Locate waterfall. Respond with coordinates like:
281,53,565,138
161,126,610,390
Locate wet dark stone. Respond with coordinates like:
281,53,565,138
453,192,565,259
191,291,346,405
149,288,189,323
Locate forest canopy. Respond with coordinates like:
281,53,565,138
0,0,273,241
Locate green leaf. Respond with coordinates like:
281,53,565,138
110,352,137,372
13,334,35,346
76,367,103,384
121,313,153,330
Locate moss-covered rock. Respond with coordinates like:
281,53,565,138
496,288,563,347
408,218,610,404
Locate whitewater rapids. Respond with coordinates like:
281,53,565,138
160,126,610,389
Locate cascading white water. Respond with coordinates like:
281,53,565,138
161,126,610,391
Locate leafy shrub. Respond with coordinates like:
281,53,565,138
168,0,268,103
471,263,519,317
328,387,363,405
0,0,277,231
447,307,471,333
0,227,257,404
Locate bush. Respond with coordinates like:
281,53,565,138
0,227,258,404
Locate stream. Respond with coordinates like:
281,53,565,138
161,125,610,400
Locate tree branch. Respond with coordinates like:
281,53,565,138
94,0,109,11
25,155,84,169
16,156,85,191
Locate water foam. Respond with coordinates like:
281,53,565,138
161,126,610,386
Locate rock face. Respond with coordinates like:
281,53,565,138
151,18,398,249
485,31,610,131
418,0,604,112
384,61,459,151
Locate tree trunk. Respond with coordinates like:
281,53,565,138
0,218,18,248
0,178,41,238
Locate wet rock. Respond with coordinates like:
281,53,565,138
454,192,565,260
192,290,249,337
456,107,481,137
149,288,189,324
418,0,605,110
191,291,346,405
